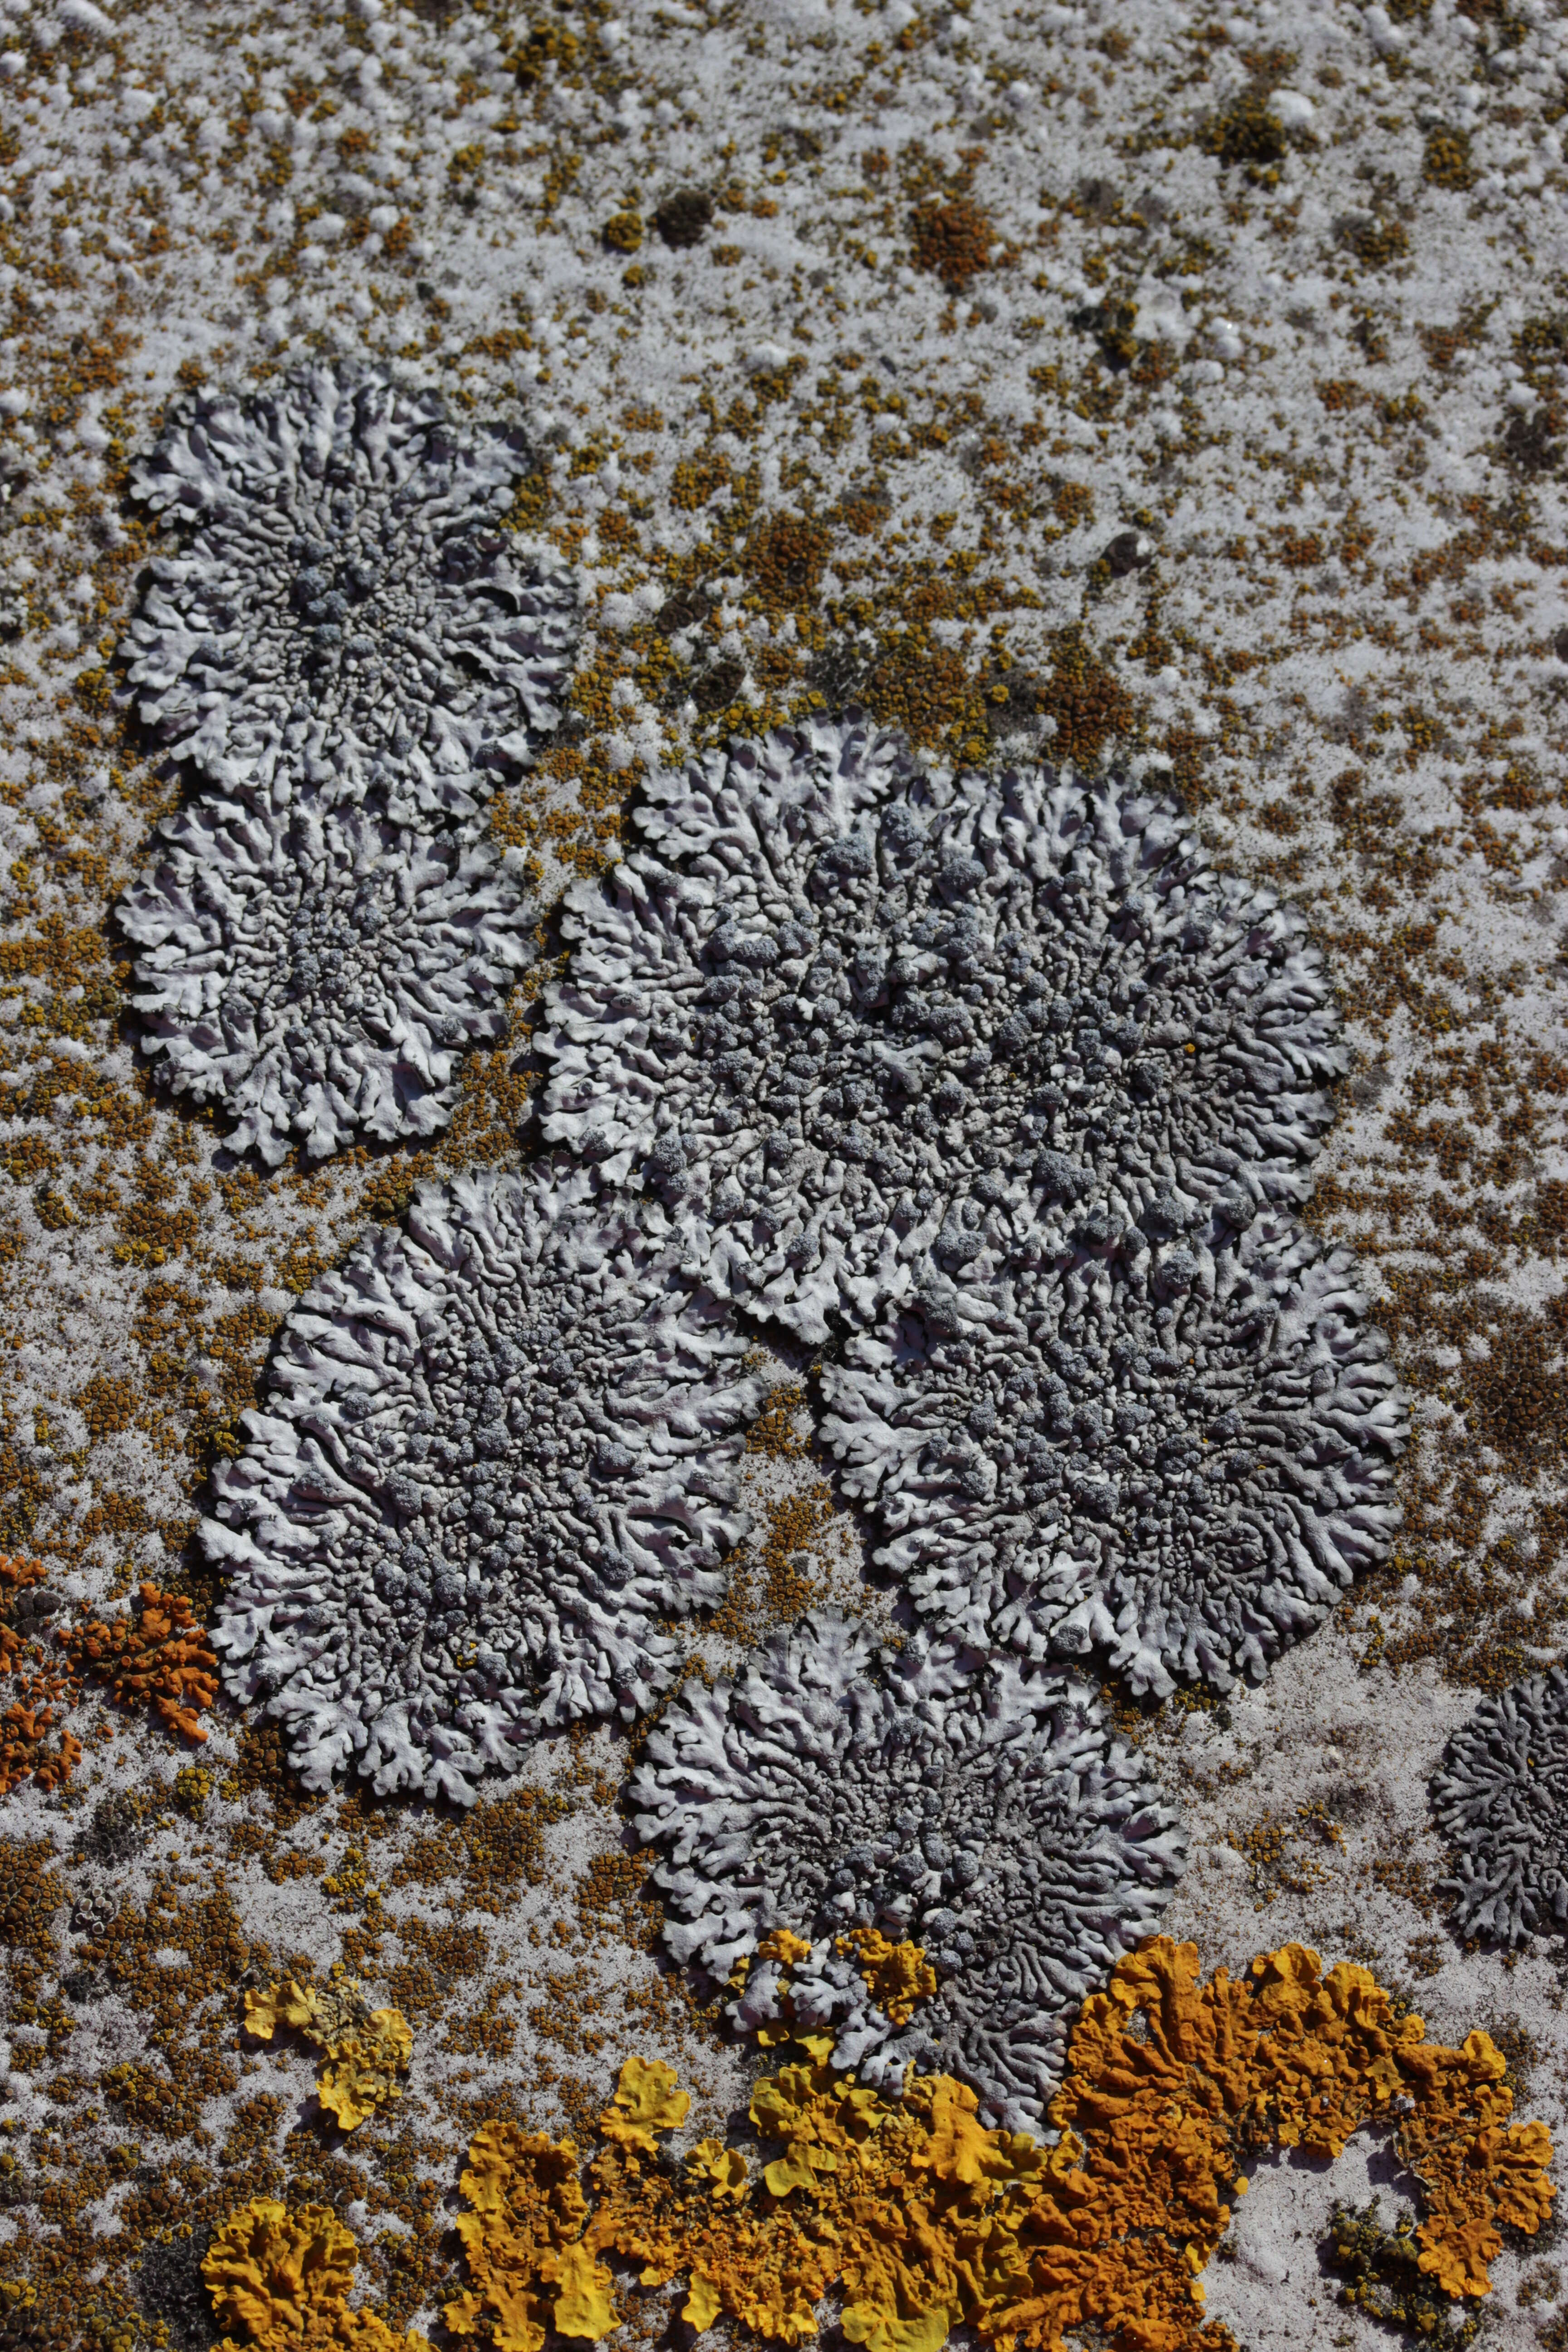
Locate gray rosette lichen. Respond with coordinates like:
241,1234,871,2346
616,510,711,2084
540,725,1346,1341
820,1215,1406,1696
118,790,537,1165
629,1609,1185,2128
123,362,578,818
1431,1669,1568,1944
204,1163,763,1802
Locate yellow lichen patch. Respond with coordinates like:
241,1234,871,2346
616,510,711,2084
242,1977,412,2132
446,2124,593,2352
441,1938,1553,2352
841,1929,938,2027
202,2198,431,2352
757,1927,813,1967
599,2054,691,2155
687,2138,749,2201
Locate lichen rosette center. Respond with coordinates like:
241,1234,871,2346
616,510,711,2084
124,362,578,818
542,722,1346,1341
631,1609,1185,2128
206,1164,764,1802
822,1213,1406,1697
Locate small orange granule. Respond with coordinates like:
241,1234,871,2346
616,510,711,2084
0,1556,80,1797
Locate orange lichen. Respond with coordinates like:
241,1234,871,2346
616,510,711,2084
757,1927,813,1967
202,2198,430,2352
0,1555,80,1796
243,1977,412,2131
446,2122,600,2350
443,1940,1553,2352
599,2055,691,2156
57,1579,218,1739
841,1929,938,2027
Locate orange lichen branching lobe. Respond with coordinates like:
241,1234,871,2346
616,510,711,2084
242,1979,413,2132
444,2121,614,2350
445,1947,1553,2352
1040,1937,1555,2334
841,1928,938,2027
599,2053,691,2156
1395,2027,1554,2296
58,1579,218,1740
202,2198,430,2352
0,1555,81,1796
757,1927,813,1966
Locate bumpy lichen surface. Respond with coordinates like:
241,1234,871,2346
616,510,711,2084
1431,1665,1568,1945
541,729,1344,1341
630,1610,1185,2127
124,363,578,821
119,791,538,1164
242,1977,413,2133
435,1944,1552,2352
206,1162,762,1802
822,1211,1406,1696
202,2196,429,2352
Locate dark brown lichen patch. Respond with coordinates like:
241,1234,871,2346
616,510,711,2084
1343,1278,1568,1691
1195,49,1300,184
574,1848,659,1952
376,1920,490,2023
230,1716,324,1832
0,1842,64,1968
652,188,713,250
742,511,832,610
1038,627,1138,766
908,195,994,289
1423,127,1475,191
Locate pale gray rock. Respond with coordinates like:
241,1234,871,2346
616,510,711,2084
630,1608,1185,2128
206,1164,764,1803
820,1214,1406,1696
540,727,1346,1341
119,789,537,1166
1432,1668,1568,1944
124,362,578,820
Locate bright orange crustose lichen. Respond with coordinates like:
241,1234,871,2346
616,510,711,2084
441,1938,1554,2352
0,1556,80,1797
243,1978,413,2132
202,2197,430,2352
57,1579,219,1740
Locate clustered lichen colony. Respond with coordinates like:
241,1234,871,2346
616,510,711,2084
196,1943,1557,2352
72,355,1556,2334
110,361,1398,2093
118,364,578,1166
